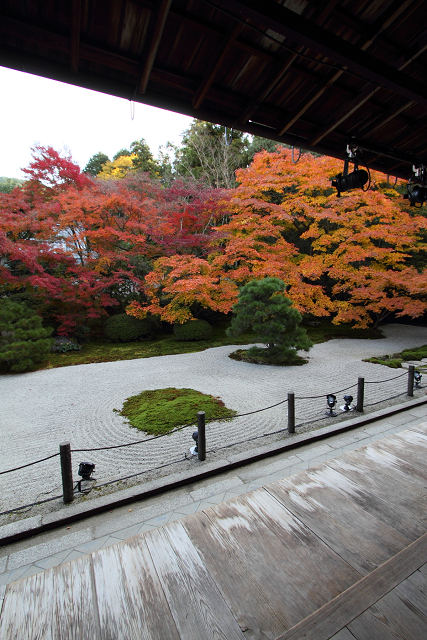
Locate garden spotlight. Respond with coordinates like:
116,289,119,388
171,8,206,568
414,371,422,388
403,166,427,207
78,461,95,480
326,394,337,417
331,145,369,196
190,431,198,456
340,395,354,412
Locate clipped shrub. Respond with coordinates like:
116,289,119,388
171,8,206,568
104,313,155,342
173,319,212,341
52,338,82,353
0,299,54,372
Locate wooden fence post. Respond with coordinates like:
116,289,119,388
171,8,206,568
356,377,364,412
60,441,74,504
408,365,415,397
288,392,295,434
197,411,206,461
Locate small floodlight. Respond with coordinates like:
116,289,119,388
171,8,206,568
332,145,369,196
414,371,422,388
340,395,354,412
332,170,369,196
190,431,198,456
403,166,427,207
326,394,337,417
78,461,95,480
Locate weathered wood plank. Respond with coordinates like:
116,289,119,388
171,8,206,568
266,470,410,575
304,462,426,541
328,630,357,640
324,455,427,531
334,442,427,490
184,489,360,639
274,532,427,640
144,520,246,640
92,536,180,640
373,433,427,470
350,581,427,640
346,603,400,640
0,555,97,640
407,562,427,596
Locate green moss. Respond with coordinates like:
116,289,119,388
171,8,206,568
364,357,402,368
39,319,385,372
364,344,427,368
117,387,237,434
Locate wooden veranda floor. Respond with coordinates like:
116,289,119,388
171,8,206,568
1,424,427,639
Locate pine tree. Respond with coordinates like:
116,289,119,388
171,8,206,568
227,278,313,362
0,299,54,372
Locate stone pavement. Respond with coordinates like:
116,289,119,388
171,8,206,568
1,399,427,597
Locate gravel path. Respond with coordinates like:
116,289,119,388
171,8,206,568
1,323,427,516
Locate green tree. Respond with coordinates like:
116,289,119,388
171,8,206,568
0,299,54,372
173,120,250,188
226,278,313,361
130,138,160,176
0,177,24,193
113,148,132,161
84,152,110,176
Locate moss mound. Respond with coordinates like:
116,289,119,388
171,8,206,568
117,387,237,434
173,319,212,341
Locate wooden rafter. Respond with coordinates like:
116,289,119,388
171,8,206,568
70,0,81,73
210,0,427,109
192,21,243,110
277,0,419,137
136,0,172,95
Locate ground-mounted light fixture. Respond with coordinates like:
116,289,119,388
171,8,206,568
403,166,427,207
77,461,96,492
414,371,422,388
332,145,369,197
326,394,337,417
78,461,95,480
340,395,354,412
190,431,198,456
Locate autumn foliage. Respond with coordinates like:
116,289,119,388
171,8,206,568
1,144,427,337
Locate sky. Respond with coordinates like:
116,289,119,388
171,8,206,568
0,65,194,179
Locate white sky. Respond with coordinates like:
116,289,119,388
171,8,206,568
0,66,194,179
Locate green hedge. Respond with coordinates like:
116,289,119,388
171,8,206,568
173,319,212,341
104,313,156,342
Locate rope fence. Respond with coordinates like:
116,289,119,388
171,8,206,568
1,364,424,516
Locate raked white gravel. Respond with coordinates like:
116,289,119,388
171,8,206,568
1,323,427,516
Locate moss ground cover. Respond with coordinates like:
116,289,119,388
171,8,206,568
41,319,384,371
117,387,237,434
364,344,427,368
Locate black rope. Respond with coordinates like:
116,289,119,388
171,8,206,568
0,491,64,517
296,384,357,400
0,452,60,476
71,400,289,453
94,456,188,488
71,421,196,452
365,371,407,383
364,391,407,407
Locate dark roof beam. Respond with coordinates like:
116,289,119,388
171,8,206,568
136,0,172,94
358,101,413,137
238,51,298,124
210,0,427,109
70,0,81,73
278,0,416,136
192,21,243,110
239,0,341,127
